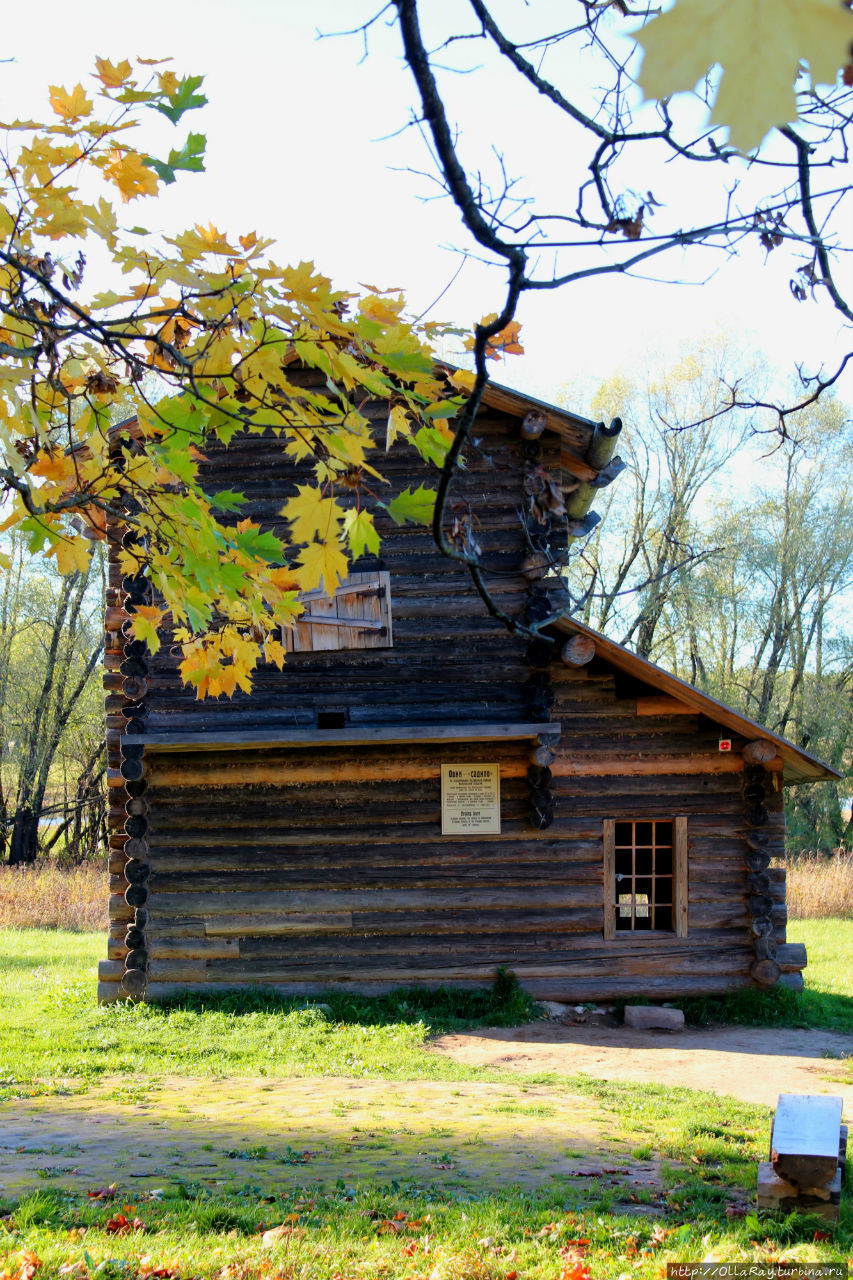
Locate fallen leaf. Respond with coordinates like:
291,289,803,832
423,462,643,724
87,1183,118,1200
261,1225,291,1248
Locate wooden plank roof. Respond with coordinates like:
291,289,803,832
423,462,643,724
551,616,843,786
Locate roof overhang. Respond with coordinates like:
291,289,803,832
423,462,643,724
550,616,843,787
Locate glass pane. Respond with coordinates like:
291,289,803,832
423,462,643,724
654,820,674,845
635,848,653,876
635,822,654,846
634,879,653,906
617,893,634,918
634,898,652,930
615,849,632,877
615,911,632,932
654,875,673,905
655,904,673,931
614,822,633,846
654,846,673,876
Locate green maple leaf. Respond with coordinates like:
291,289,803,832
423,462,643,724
343,509,380,560
414,426,450,468
387,485,436,526
209,489,248,512
154,76,207,125
144,132,206,184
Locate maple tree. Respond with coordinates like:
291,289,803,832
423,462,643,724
0,59,483,698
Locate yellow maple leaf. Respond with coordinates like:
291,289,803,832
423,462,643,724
386,403,412,451
52,535,92,574
95,57,133,88
280,484,345,545
157,70,180,96
48,83,93,122
103,149,159,201
449,368,476,393
128,604,166,654
634,0,853,152
297,539,349,596
170,223,235,260
264,636,287,670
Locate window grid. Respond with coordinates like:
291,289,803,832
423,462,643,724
614,819,674,932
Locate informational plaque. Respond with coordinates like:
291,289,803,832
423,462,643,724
441,763,501,835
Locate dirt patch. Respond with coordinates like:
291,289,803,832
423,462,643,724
432,1022,853,1109
0,1075,659,1200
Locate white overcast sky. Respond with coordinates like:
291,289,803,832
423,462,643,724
8,0,853,412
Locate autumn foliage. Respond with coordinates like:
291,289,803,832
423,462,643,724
0,60,469,697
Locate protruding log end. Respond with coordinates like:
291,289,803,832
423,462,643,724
751,957,781,987
744,803,769,828
121,968,148,999
521,410,547,440
125,882,149,908
522,552,550,581
529,744,557,767
561,635,596,667
742,738,777,765
119,757,147,783
525,638,554,669
122,675,148,701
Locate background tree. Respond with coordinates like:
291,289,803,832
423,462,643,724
567,335,754,651
0,535,105,864
569,349,852,849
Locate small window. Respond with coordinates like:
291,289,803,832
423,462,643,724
282,571,392,653
603,817,687,939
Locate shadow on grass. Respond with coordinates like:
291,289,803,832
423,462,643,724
159,967,536,1034
673,985,853,1035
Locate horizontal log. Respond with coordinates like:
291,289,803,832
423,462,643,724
148,960,206,982
147,866,605,895
144,839,603,874
150,886,604,917
148,937,239,960
98,958,125,981
142,752,781,789
108,893,133,923
129,721,555,753
776,941,807,971
208,946,750,981
635,696,694,716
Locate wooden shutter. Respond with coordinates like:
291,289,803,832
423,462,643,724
283,571,392,653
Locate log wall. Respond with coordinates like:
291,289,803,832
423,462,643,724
99,669,789,1003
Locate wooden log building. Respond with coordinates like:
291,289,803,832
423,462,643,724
97,373,841,1004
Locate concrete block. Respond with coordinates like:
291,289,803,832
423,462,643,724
624,1005,685,1031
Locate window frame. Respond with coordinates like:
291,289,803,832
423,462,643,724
602,816,688,940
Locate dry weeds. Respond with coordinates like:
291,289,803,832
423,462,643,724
0,860,107,930
782,849,853,920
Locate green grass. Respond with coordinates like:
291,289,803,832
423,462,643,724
2,1173,850,1280
2,927,852,1276
0,930,536,1096
674,918,853,1032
